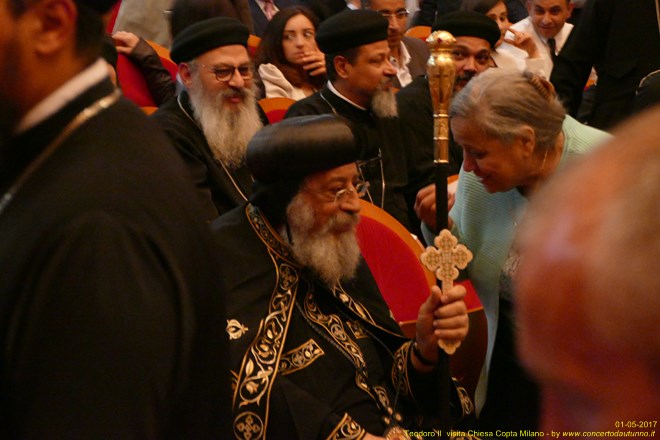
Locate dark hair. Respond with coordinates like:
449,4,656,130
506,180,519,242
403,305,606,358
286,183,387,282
460,0,504,15
169,0,242,38
9,0,104,63
325,47,360,82
255,6,325,90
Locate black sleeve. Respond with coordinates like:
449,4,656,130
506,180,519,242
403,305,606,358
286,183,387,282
4,213,192,438
284,99,324,118
128,38,176,106
550,0,609,116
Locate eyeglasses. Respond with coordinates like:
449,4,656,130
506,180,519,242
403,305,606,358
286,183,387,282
333,181,370,203
196,63,252,82
378,9,410,20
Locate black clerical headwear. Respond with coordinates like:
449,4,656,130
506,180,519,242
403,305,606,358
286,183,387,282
170,17,249,64
247,115,371,225
432,11,500,49
247,115,367,184
315,9,388,54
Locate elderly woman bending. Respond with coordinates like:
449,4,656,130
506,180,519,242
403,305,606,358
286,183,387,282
415,68,611,432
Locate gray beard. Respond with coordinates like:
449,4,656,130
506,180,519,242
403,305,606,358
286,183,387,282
188,74,262,170
370,87,398,119
285,193,362,287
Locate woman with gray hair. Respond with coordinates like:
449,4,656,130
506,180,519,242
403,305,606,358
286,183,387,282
415,68,610,431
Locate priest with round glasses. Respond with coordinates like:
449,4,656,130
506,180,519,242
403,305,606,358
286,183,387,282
212,115,473,440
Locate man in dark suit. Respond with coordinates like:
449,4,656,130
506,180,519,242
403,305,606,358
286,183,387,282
363,0,430,89
550,0,660,130
248,0,301,37
0,0,231,437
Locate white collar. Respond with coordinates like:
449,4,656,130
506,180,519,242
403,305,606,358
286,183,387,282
16,59,110,134
391,40,412,86
326,81,368,111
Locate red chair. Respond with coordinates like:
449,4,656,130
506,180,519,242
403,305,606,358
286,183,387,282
404,25,432,42
248,34,261,59
356,200,486,400
258,97,296,124
116,40,177,108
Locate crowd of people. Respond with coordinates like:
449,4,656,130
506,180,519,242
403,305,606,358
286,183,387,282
1,0,659,438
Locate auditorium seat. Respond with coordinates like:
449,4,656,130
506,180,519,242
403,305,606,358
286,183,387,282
258,97,296,124
356,199,486,401
248,34,261,58
405,25,432,41
116,40,177,108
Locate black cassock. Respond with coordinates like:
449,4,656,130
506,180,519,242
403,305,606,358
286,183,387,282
213,203,472,439
0,79,231,438
396,76,464,177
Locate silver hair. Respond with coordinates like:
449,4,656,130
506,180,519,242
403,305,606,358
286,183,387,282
449,68,566,151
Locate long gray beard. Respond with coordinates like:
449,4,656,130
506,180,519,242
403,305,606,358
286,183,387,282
285,194,362,287
188,75,262,170
371,87,398,119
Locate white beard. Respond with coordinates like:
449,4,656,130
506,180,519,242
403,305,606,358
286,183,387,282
285,193,362,287
370,84,398,119
188,73,263,170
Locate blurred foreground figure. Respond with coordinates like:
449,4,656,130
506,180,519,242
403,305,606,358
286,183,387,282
517,108,660,434
0,1,231,437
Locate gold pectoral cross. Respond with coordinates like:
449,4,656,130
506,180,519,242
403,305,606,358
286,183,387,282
420,229,473,354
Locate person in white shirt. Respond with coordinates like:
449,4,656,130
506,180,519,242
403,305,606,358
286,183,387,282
498,0,573,78
363,0,429,89
461,0,535,71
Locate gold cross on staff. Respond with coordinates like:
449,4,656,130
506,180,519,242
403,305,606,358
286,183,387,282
420,229,473,354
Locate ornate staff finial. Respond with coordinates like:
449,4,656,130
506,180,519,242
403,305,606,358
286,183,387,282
426,30,456,164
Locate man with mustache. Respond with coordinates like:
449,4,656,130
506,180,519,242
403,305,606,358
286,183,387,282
397,11,501,179
285,9,428,235
213,115,473,440
498,0,574,80
363,0,430,89
152,17,264,221
395,12,502,238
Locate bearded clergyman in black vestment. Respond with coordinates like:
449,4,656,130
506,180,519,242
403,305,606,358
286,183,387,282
212,115,474,439
0,1,231,437
152,17,265,221
285,10,432,236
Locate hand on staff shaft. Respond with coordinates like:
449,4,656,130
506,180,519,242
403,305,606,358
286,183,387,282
413,284,468,370
414,183,455,232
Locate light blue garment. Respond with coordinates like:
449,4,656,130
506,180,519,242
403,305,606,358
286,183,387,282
428,115,611,412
